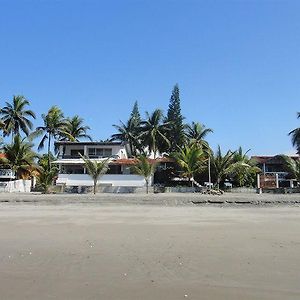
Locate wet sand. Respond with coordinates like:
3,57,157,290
0,198,300,299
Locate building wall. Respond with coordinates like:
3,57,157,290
58,144,127,158
0,180,31,193
56,174,147,187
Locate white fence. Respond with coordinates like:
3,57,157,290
0,180,31,193
56,174,147,187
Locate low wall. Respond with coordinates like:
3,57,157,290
230,187,257,193
0,180,31,193
262,187,300,194
56,174,146,187
63,185,152,194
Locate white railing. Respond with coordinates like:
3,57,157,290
0,169,15,178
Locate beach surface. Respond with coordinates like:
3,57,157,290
1,194,300,299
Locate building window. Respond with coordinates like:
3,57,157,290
88,148,112,158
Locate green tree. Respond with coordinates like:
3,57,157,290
275,155,300,184
166,84,185,151
0,135,38,179
111,118,140,157
230,147,260,187
130,101,141,128
140,109,171,158
210,146,236,189
289,112,300,154
31,106,69,168
36,166,58,193
80,154,110,194
60,115,92,142
172,144,206,186
111,102,141,156
0,95,36,139
185,122,213,154
131,155,156,194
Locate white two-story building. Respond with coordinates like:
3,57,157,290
53,141,148,190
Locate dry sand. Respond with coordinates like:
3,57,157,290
1,194,300,299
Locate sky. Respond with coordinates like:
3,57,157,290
1,0,300,156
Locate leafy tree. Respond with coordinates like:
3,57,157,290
289,112,300,154
111,118,140,157
140,109,171,158
171,143,206,186
31,106,69,168
60,115,92,142
0,95,36,139
185,122,213,154
166,84,185,151
111,102,141,156
80,154,110,194
38,153,57,170
230,147,260,187
36,166,58,193
130,101,141,128
131,155,156,193
275,155,300,184
210,146,236,189
0,135,38,179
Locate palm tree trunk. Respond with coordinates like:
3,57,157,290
146,179,149,194
93,179,97,194
47,133,51,170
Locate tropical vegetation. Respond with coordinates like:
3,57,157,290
131,155,156,193
6,84,300,193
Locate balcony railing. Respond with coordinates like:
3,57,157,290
0,169,15,178
58,154,117,159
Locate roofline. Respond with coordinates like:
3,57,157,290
54,141,124,146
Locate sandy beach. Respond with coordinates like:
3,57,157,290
1,194,300,299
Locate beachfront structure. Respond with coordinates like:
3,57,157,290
252,155,298,188
54,141,149,190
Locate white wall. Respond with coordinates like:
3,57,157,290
0,180,31,193
56,174,146,187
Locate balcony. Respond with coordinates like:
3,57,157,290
57,154,119,160
0,169,15,179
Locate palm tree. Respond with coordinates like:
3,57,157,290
36,166,58,193
0,135,38,179
171,144,206,186
111,118,140,156
139,109,171,158
230,147,261,187
80,154,110,194
210,146,236,189
131,155,156,193
289,112,300,154
275,155,300,184
31,106,69,168
185,122,213,153
60,115,92,142
0,95,36,139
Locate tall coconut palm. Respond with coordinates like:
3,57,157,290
31,106,69,168
0,135,38,179
210,146,236,189
80,154,110,194
275,155,300,184
60,115,92,142
0,95,36,139
289,112,300,154
185,122,213,153
140,109,171,158
172,144,206,186
111,118,140,157
131,155,156,194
